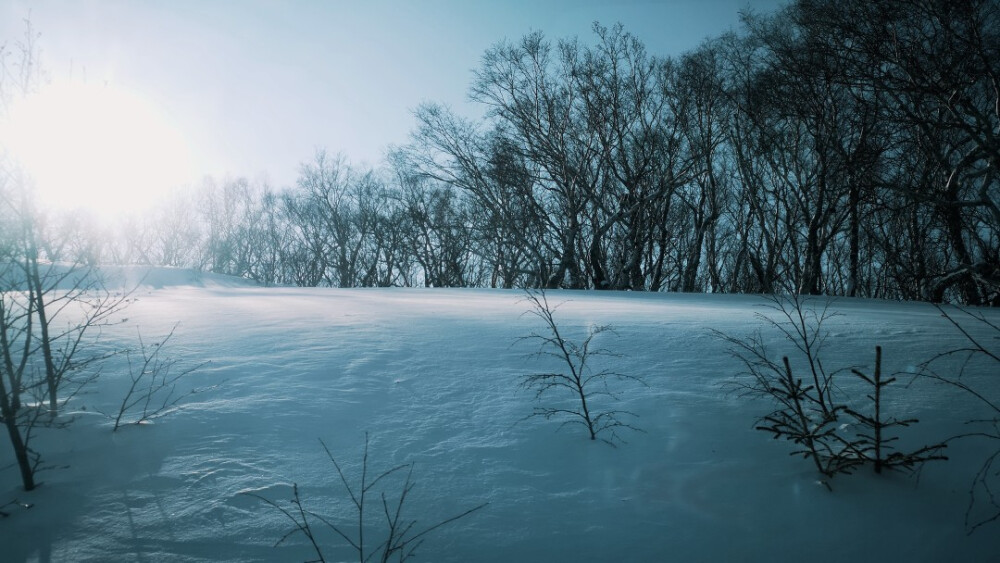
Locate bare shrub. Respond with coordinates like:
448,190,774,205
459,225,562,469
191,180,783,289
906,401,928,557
97,325,208,431
917,305,1000,533
247,433,488,562
519,288,645,444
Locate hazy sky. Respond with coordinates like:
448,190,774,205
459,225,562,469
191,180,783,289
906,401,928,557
1,0,786,191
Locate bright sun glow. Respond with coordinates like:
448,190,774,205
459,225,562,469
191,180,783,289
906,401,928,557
0,79,195,217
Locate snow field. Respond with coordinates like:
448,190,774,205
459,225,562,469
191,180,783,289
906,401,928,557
2,280,998,562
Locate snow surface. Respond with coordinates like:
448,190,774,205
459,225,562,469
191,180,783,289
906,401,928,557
2,269,998,562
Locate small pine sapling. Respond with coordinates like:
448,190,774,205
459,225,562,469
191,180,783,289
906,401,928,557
519,289,645,444
755,357,858,482
844,346,947,475
723,295,948,487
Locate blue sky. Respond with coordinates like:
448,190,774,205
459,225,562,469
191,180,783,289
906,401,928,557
1,0,786,190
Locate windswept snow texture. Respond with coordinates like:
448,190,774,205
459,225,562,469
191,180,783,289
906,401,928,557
2,273,998,562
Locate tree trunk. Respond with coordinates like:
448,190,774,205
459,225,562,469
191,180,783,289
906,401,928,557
0,380,35,490
589,235,610,290
848,183,860,297
25,238,59,413
941,203,982,305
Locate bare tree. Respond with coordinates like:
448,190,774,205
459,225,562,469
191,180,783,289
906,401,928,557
283,151,396,288
0,19,131,491
405,105,563,288
396,176,476,287
0,258,38,490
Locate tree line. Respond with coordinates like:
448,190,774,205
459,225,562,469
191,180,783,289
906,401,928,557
18,0,1000,303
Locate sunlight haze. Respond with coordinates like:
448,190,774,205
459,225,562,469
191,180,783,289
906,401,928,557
0,79,195,216
0,0,784,208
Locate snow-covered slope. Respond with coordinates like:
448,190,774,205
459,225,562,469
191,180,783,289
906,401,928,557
100,265,263,290
0,263,260,292
1,284,997,562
